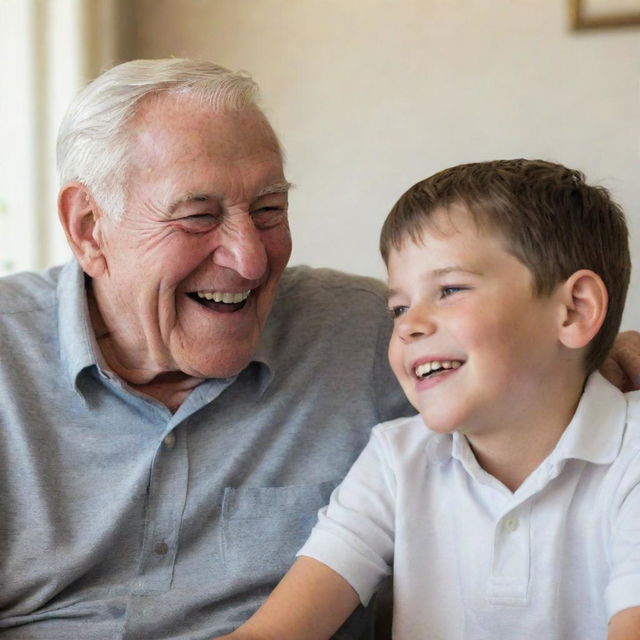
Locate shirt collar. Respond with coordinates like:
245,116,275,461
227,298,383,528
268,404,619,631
549,371,627,465
442,371,628,471
57,260,103,390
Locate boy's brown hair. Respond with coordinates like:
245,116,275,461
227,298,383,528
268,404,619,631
380,159,631,373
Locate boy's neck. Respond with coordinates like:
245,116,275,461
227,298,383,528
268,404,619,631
464,371,588,493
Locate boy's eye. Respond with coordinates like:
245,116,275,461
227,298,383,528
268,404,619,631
388,305,408,318
440,286,466,299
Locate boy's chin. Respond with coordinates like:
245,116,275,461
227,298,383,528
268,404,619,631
418,412,460,435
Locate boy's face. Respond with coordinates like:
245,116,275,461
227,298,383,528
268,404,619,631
386,206,567,438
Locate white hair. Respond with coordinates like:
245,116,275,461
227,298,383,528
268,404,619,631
56,58,274,219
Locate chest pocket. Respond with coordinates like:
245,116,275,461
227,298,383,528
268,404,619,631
220,482,336,580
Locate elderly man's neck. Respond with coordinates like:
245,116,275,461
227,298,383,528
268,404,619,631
99,342,205,413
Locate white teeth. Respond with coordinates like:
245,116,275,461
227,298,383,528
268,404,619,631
196,290,250,304
415,360,462,378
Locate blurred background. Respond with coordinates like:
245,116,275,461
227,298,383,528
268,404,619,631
1,0,639,328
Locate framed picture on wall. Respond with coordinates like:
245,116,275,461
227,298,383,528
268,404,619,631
570,0,640,29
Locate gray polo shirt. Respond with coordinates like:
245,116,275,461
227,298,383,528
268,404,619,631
0,261,412,639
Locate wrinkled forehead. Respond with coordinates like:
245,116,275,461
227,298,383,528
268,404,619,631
129,92,283,160
114,94,286,216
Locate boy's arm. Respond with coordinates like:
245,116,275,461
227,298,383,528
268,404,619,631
217,427,396,640
215,556,360,640
608,607,640,640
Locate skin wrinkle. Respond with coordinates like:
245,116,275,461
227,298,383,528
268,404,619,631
173,181,292,208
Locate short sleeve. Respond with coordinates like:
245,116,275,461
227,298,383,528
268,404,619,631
297,427,395,606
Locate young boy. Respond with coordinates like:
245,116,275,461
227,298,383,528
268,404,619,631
218,160,640,639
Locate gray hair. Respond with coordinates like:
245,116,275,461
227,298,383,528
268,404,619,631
56,58,270,218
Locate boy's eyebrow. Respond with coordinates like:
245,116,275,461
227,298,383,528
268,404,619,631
386,265,482,300
431,265,482,277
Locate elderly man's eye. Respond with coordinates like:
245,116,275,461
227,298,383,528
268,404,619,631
179,214,219,230
252,207,286,229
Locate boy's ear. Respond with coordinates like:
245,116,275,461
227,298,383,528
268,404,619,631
557,270,608,350
58,183,107,278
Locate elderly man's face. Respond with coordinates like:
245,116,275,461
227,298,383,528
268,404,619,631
92,95,291,379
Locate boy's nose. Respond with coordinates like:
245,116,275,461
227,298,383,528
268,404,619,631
396,305,437,342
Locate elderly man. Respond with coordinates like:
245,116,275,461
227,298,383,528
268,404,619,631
0,59,638,639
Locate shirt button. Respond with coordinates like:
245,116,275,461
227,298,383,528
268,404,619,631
504,516,519,532
154,541,169,556
163,433,176,449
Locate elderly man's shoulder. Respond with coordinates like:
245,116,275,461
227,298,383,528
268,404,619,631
0,266,62,316
277,265,388,306
266,265,395,377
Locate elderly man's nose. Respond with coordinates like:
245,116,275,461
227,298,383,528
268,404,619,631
215,218,267,281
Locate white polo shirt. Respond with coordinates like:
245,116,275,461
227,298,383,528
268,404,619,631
298,373,640,639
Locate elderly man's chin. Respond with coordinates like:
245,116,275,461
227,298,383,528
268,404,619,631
167,293,270,379
168,313,263,377
172,338,258,380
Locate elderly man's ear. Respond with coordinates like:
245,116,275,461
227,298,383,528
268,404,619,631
58,183,108,278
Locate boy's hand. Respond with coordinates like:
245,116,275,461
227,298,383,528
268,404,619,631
600,331,640,392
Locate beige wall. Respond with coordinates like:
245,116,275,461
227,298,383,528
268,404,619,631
130,0,640,329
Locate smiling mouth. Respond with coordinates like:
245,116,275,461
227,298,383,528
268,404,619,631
414,360,463,380
187,290,251,312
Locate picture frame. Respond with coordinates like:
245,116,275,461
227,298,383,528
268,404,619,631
569,0,640,30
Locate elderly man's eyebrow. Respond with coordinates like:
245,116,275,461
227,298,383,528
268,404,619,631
168,192,219,213
255,181,293,197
